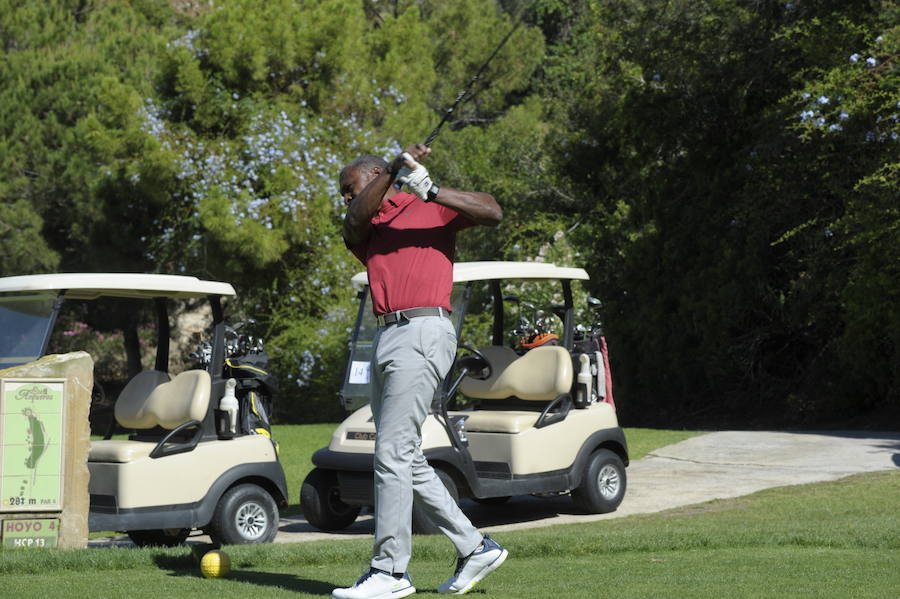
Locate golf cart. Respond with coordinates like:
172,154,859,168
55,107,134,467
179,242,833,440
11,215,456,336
0,273,287,546
301,261,627,533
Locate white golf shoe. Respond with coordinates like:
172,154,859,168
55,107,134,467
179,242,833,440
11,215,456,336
332,568,415,599
438,536,508,594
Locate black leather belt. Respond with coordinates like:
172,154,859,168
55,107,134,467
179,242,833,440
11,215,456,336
376,307,449,327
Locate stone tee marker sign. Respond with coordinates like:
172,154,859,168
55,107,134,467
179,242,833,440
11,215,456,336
0,380,66,512
0,353,92,550
2,518,60,548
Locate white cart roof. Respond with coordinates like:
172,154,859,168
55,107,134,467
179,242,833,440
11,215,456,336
0,273,236,299
351,261,590,287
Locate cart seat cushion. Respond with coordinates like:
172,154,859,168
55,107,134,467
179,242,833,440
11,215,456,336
114,370,171,429
456,410,539,434
88,439,156,463
115,369,211,430
459,345,573,401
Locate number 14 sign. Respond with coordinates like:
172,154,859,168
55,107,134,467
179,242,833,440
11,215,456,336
348,361,371,385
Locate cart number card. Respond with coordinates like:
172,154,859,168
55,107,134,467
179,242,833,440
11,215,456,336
348,361,371,385
0,380,66,512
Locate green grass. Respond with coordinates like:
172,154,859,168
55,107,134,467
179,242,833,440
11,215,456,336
621,426,702,460
2,470,898,597
270,423,336,513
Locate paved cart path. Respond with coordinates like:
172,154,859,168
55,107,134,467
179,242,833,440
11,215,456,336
89,430,900,547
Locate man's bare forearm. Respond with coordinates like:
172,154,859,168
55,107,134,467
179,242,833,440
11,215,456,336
432,188,502,226
343,169,395,246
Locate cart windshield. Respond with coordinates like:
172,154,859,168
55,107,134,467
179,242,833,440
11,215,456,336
0,294,58,368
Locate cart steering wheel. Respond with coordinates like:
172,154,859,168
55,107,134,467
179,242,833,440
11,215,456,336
454,344,492,381
443,345,492,404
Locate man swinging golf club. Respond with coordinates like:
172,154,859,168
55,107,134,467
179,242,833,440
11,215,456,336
334,144,506,598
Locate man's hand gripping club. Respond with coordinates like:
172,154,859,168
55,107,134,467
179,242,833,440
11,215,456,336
396,152,436,202
395,148,503,227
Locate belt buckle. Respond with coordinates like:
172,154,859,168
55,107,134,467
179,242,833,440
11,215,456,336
396,310,410,326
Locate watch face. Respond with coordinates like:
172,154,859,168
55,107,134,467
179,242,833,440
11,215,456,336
427,183,440,201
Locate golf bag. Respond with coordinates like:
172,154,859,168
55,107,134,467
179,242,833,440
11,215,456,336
572,327,615,409
224,353,278,438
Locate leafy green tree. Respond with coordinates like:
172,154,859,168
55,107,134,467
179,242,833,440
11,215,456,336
11,0,894,428
0,0,544,418
790,3,900,414
140,0,545,419
0,0,180,372
537,0,898,425
0,200,59,276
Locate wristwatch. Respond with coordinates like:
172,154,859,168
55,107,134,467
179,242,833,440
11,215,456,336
425,183,440,202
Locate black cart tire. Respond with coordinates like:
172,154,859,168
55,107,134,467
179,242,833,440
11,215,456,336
301,468,361,531
127,528,190,547
571,448,626,513
412,468,458,535
209,483,279,545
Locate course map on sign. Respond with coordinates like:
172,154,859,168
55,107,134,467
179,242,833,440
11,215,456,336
0,381,65,512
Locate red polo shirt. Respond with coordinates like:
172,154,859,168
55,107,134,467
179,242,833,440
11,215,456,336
348,192,473,315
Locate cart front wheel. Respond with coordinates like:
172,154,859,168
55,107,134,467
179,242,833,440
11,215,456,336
209,483,279,544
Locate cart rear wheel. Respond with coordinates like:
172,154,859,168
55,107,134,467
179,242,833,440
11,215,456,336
301,468,361,531
571,448,626,513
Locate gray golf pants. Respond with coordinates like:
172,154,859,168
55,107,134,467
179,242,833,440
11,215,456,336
369,315,483,574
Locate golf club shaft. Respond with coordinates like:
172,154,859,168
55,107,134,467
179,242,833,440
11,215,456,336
423,7,530,147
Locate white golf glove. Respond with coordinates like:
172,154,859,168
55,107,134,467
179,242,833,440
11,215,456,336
396,152,435,201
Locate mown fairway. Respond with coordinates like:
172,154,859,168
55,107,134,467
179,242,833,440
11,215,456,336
2,470,898,598
9,427,899,598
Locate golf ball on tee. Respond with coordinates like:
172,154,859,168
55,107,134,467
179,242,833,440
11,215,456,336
200,549,232,578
